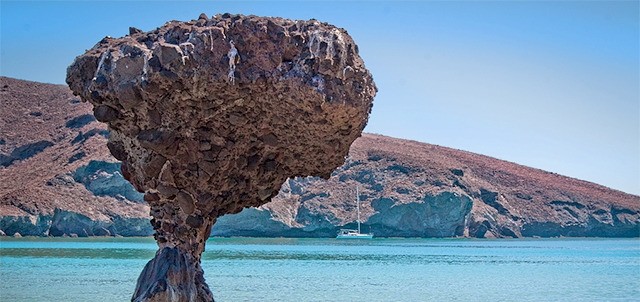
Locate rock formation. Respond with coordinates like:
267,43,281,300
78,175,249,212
1,77,637,241
213,133,640,238
66,14,375,302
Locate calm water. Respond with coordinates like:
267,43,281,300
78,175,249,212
0,237,638,301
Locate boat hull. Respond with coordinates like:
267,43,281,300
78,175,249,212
336,234,373,239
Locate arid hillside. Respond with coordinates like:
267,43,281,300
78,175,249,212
0,77,150,236
240,133,638,238
1,77,638,237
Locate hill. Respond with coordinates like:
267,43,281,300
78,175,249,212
0,77,149,236
1,76,638,237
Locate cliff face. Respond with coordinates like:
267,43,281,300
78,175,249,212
213,134,640,238
1,77,639,238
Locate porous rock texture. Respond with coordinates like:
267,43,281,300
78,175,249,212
66,13,375,302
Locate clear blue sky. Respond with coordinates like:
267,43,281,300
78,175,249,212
1,1,638,195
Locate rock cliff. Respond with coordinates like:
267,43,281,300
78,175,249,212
213,134,639,238
66,13,375,302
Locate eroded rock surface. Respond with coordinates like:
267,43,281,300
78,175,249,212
66,13,375,301
213,133,639,238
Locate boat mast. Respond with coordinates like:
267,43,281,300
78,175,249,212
356,185,361,234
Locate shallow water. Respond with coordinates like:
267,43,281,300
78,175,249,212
1,237,638,301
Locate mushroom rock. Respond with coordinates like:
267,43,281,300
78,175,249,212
66,13,375,302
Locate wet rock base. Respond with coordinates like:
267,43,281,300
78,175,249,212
133,247,213,302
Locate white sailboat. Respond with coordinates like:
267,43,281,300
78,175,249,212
336,186,373,239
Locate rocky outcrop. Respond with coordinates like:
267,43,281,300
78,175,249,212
48,209,151,237
73,160,144,202
0,156,150,237
367,192,473,237
212,192,473,237
212,134,640,238
519,205,640,237
213,207,297,237
66,13,375,302
0,209,152,237
0,214,51,236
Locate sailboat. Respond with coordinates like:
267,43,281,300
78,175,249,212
336,186,374,239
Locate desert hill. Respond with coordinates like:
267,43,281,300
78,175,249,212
1,76,638,237
0,77,149,236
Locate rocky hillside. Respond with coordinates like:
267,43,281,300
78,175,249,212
0,77,150,237
217,135,639,238
1,77,638,237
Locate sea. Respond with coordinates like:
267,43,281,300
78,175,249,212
0,237,638,302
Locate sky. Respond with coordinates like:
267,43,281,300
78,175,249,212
1,1,638,195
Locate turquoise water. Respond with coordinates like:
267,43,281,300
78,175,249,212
1,237,638,301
